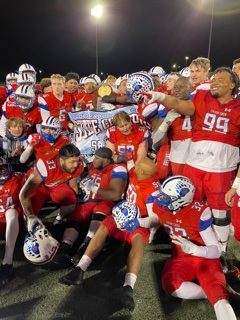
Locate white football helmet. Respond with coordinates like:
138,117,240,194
149,66,166,77
17,73,35,86
126,72,154,102
156,176,195,212
6,72,18,86
15,85,35,111
41,116,61,143
180,67,190,78
23,217,59,265
112,200,139,230
18,63,36,74
88,74,101,85
79,76,87,85
114,76,122,88
160,74,168,83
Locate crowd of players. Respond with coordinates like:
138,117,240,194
0,57,240,319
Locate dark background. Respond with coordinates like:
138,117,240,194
0,0,240,80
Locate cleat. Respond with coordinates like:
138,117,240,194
49,243,73,270
225,266,240,284
0,264,15,289
114,285,135,311
59,266,84,286
227,284,240,305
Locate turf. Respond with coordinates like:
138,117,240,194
0,211,240,320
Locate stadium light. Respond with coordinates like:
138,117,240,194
91,5,103,75
185,56,189,66
207,0,214,60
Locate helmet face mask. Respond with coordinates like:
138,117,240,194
6,72,18,86
156,176,195,212
15,85,35,111
41,116,61,143
126,72,154,102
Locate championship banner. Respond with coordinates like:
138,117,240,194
68,105,146,163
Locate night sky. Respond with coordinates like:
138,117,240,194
1,0,240,81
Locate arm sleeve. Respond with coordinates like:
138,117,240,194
194,226,222,259
35,159,48,180
111,165,128,181
20,145,33,163
38,96,50,121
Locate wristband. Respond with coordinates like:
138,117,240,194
232,177,240,190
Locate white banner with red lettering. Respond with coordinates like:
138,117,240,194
68,105,145,163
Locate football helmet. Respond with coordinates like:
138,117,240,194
18,63,36,75
41,116,61,143
112,200,139,230
23,216,59,265
156,176,195,212
88,74,101,85
15,85,35,111
17,73,35,86
126,72,154,102
79,76,87,85
148,66,166,77
180,67,190,78
114,76,122,88
0,156,12,185
5,72,18,86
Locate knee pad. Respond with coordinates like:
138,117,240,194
212,209,231,226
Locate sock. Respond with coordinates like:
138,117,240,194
213,224,230,252
123,273,137,289
172,282,207,300
214,299,236,320
77,254,92,271
86,220,101,239
55,213,63,221
3,210,19,265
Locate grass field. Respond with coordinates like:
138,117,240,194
0,208,240,320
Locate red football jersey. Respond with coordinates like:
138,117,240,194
87,163,127,200
38,91,73,130
28,133,70,160
153,200,209,256
0,174,25,219
126,169,161,217
36,153,84,188
2,102,41,134
74,92,95,111
0,86,7,108
106,124,149,161
192,90,240,146
169,115,193,141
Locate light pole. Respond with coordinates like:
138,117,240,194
185,56,189,67
91,5,103,76
207,0,214,60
